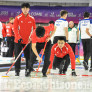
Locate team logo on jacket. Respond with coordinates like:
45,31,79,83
21,21,23,23
28,21,32,23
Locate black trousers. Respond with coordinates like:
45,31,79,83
69,43,76,54
7,36,14,57
53,55,70,72
29,41,51,74
0,38,2,54
90,39,92,68
82,39,90,65
53,36,66,44
0,38,2,44
14,42,31,72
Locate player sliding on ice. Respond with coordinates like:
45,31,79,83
47,37,77,76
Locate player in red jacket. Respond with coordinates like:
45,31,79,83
6,17,15,57
2,23,6,38
26,21,56,77
0,22,3,55
0,23,6,55
13,3,36,76
48,37,77,76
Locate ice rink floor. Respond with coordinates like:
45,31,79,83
0,65,92,92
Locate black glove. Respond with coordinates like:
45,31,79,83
18,39,23,44
71,69,77,76
91,36,92,39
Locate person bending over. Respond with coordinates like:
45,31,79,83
26,21,55,77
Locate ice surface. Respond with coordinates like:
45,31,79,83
0,65,92,92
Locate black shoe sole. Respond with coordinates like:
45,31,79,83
25,75,31,77
89,69,92,72
25,72,31,77
43,75,47,77
43,73,47,77
15,72,19,76
15,74,19,76
59,69,63,74
15,75,19,76
63,71,66,74
83,62,88,70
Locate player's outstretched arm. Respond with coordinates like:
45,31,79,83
32,43,42,63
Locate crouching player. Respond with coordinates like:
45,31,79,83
47,37,77,76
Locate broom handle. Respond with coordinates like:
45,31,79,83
36,41,47,76
6,41,30,75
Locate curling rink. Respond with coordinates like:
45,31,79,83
0,65,92,92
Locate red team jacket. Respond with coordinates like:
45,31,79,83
49,43,75,69
14,13,36,44
6,23,14,37
31,24,54,43
2,23,6,38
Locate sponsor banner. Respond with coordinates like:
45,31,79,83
0,6,92,23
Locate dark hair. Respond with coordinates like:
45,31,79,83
21,3,30,8
57,36,66,42
49,21,54,24
84,12,90,18
60,10,68,16
36,26,45,37
9,17,14,22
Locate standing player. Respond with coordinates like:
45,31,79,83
14,3,36,76
53,10,68,44
78,12,92,71
26,21,55,77
1,23,6,55
0,21,3,54
68,21,79,54
2,23,6,39
6,17,15,57
0,21,3,42
47,37,76,76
